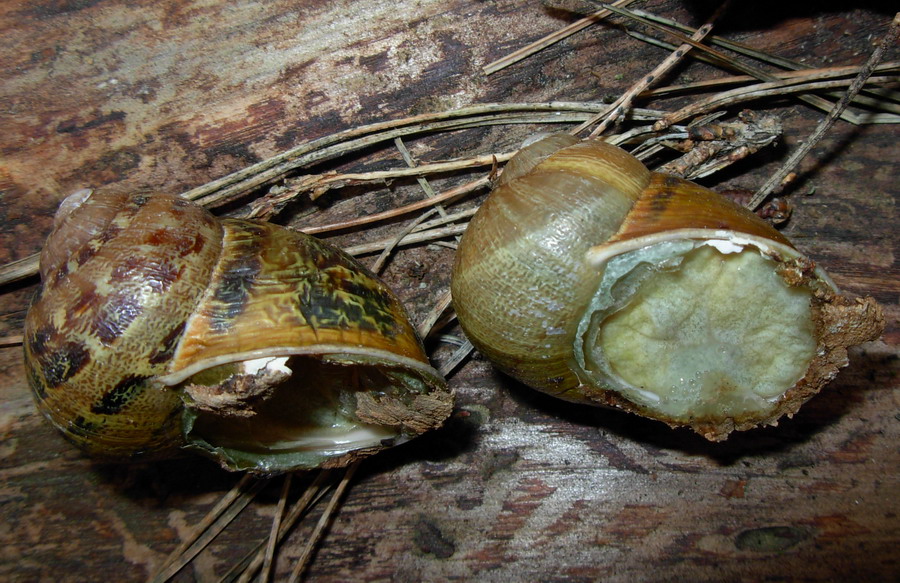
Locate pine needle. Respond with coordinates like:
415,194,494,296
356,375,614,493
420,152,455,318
439,339,474,377
576,22,715,136
653,75,898,132
151,475,267,583
748,12,900,209
371,209,439,274
640,61,900,100
0,254,39,287
223,471,334,583
417,289,455,340
259,473,293,583
286,462,361,583
615,9,898,126
0,334,23,347
301,176,491,236
482,0,638,75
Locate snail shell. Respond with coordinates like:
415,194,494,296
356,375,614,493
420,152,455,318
451,134,884,440
24,190,451,473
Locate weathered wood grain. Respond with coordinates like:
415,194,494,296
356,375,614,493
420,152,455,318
1,1,897,581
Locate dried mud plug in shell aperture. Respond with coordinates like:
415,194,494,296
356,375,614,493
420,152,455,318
23,190,452,473
451,134,884,440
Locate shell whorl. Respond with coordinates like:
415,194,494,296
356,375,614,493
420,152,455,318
24,190,451,469
452,137,652,396
25,190,224,457
451,133,884,440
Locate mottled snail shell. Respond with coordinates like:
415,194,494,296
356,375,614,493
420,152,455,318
451,134,883,440
24,190,451,473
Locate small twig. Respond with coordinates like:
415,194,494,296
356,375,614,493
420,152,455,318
482,0,638,75
302,176,490,236
748,12,900,209
393,137,447,215
417,289,454,340
371,209,438,274
439,338,474,378
286,461,360,583
246,152,506,220
576,22,715,136
296,152,502,199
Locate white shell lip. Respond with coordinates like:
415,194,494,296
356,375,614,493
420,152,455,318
157,344,444,387
240,356,292,376
584,228,838,291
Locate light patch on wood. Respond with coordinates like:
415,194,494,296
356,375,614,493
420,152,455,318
95,507,165,578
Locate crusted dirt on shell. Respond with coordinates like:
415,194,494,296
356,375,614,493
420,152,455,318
182,368,287,418
705,292,885,441
355,390,454,435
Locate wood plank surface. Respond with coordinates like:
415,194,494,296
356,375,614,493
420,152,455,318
1,1,897,581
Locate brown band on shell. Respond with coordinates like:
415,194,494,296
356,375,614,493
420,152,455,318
604,172,794,249
169,219,427,381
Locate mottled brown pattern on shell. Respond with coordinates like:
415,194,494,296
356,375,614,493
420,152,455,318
26,190,449,466
147,321,187,365
90,374,152,415
24,190,224,458
144,228,208,258
28,337,91,389
90,289,144,345
172,219,426,376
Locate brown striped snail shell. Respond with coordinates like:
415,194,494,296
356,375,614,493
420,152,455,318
23,189,452,473
451,134,884,441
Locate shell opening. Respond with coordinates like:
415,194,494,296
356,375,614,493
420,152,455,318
575,239,819,424
179,353,442,473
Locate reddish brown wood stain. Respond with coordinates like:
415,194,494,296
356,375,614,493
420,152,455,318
1,0,898,581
